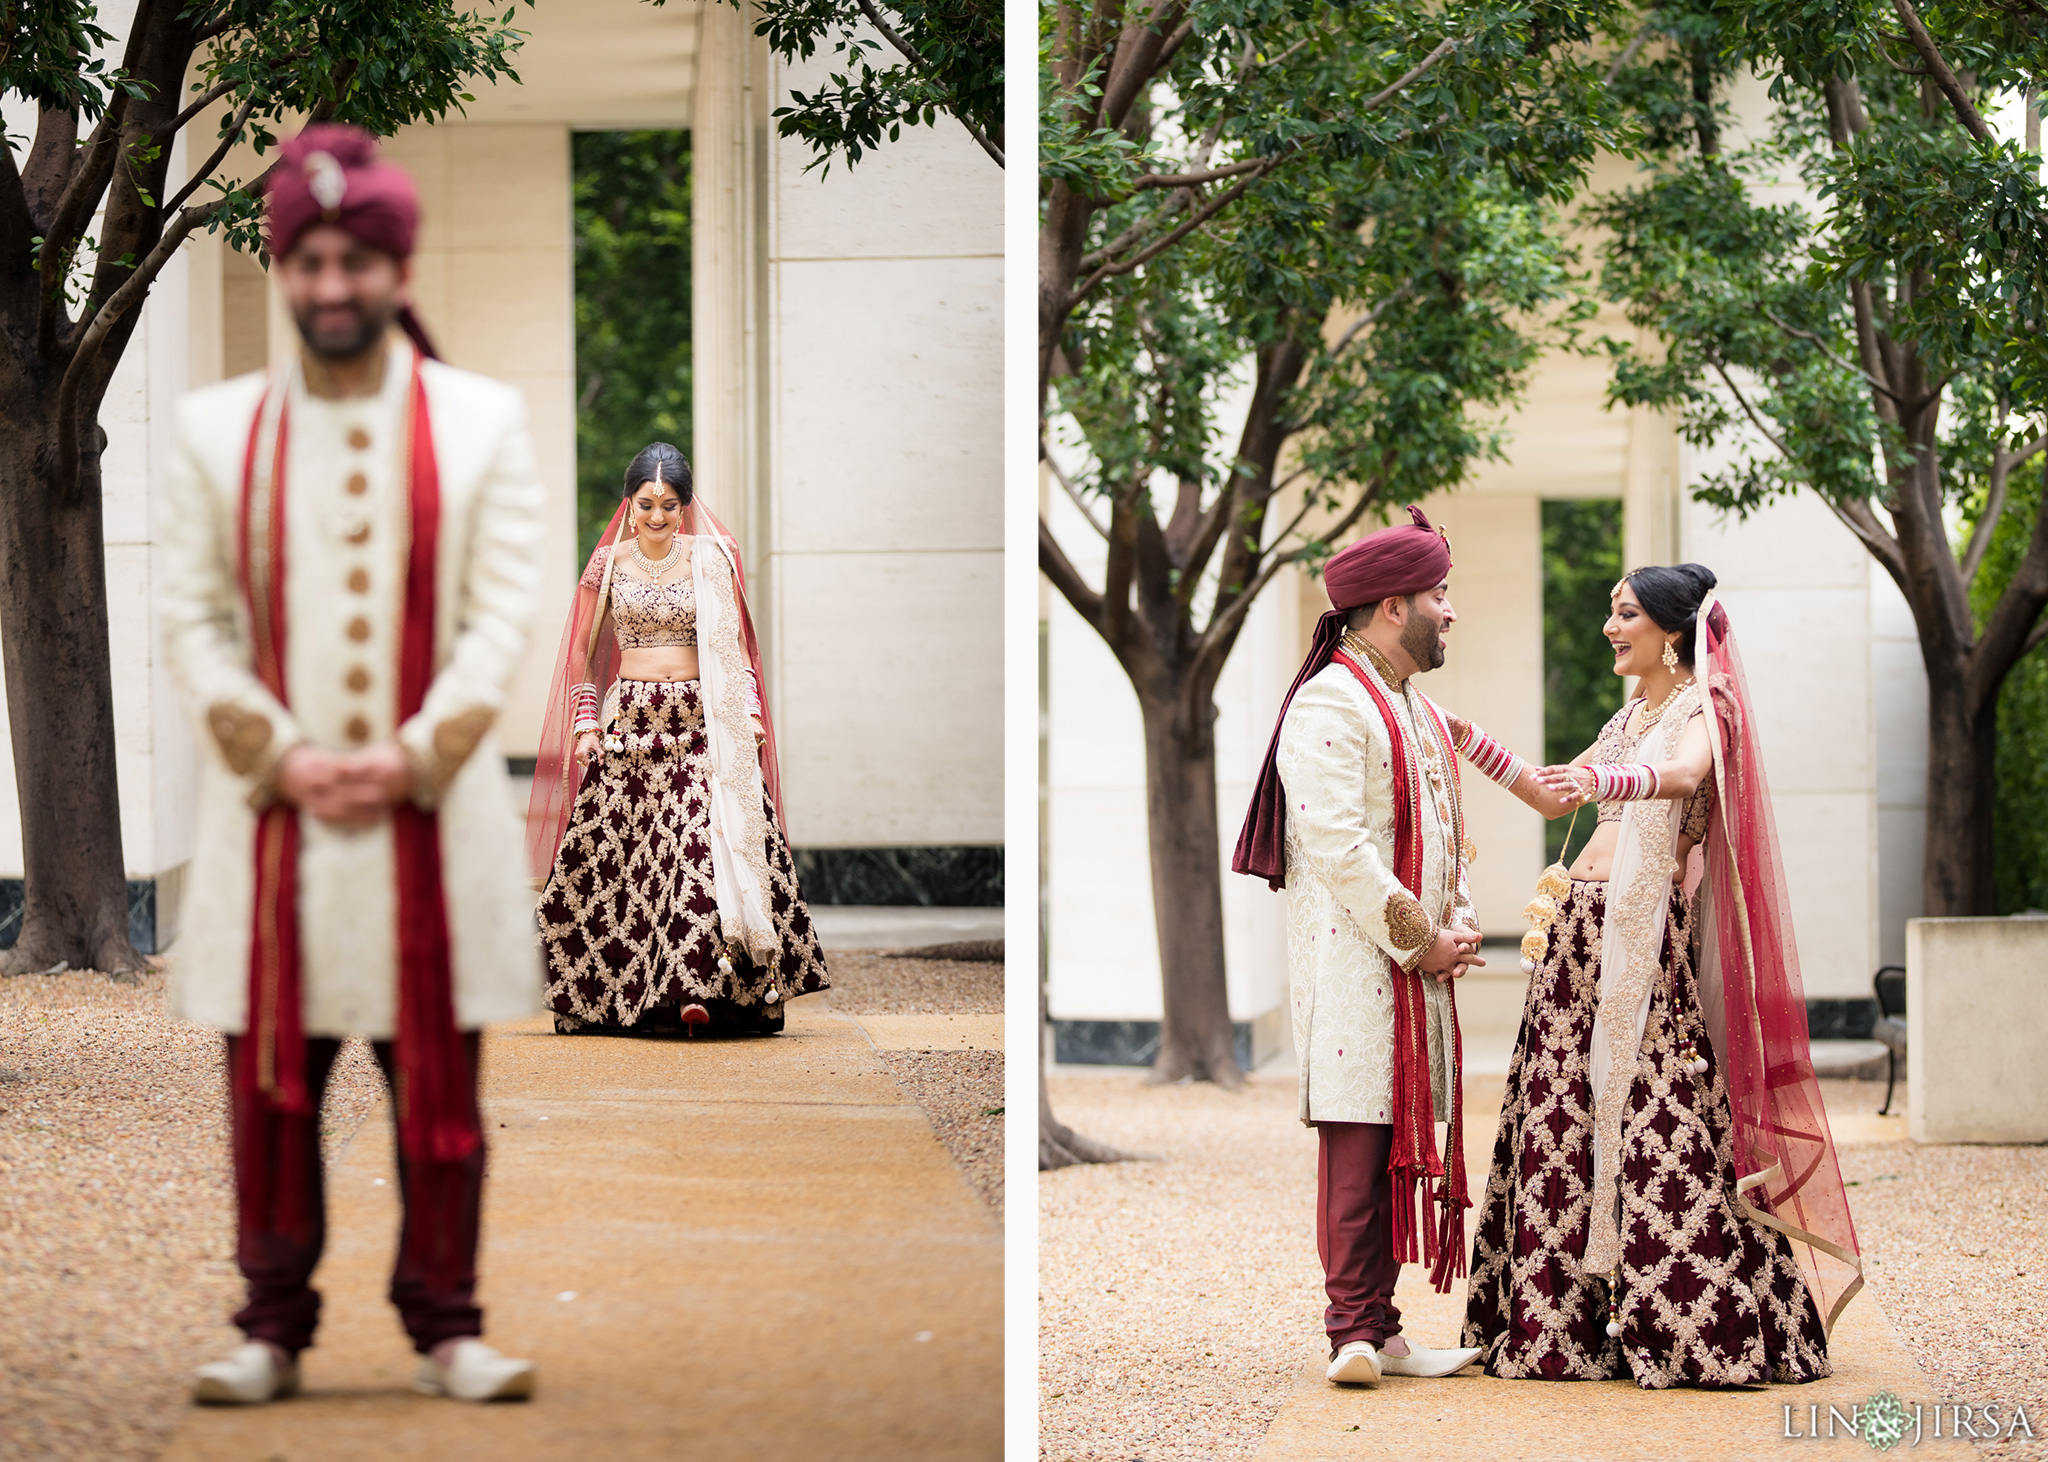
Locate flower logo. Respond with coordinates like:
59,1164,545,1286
1862,1391,1909,1452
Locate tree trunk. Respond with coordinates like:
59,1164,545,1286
1922,663,1999,918
0,406,148,976
1137,678,1242,1086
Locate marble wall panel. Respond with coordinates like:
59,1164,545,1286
770,258,1001,555
773,549,1001,848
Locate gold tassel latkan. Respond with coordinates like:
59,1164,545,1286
1519,806,1580,974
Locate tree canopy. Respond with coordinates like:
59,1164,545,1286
655,0,1003,169
1590,0,2048,915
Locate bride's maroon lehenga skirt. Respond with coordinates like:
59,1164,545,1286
1461,878,1831,1389
537,679,829,1032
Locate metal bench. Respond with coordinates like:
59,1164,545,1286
1872,964,1907,1117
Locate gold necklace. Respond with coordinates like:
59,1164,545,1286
1635,675,1695,731
631,535,684,581
1343,631,1405,688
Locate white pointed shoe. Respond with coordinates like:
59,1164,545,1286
1325,1340,1382,1385
414,1339,535,1401
1377,1341,1482,1378
192,1341,299,1404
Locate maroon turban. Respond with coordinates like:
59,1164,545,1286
1232,507,1454,888
264,124,438,359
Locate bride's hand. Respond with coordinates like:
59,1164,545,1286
1533,763,1591,803
574,731,602,769
1445,712,1470,746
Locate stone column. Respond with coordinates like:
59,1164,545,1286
691,0,771,626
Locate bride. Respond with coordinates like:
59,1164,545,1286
1446,564,1860,1388
525,442,829,1035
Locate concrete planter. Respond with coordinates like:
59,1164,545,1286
1906,915,2048,1144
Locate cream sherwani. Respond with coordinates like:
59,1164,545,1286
1276,655,1475,1126
161,341,545,1038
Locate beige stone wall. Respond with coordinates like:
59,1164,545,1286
743,22,1004,849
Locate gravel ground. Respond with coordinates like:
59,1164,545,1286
821,951,1004,1014
1821,1077,2048,1462
880,1049,1004,1219
1039,1070,2048,1461
0,970,385,1462
827,951,1004,1222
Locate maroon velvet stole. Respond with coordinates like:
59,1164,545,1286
234,358,480,1272
1330,649,1470,1291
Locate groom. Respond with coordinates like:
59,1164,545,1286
1234,507,1488,1386
161,124,543,1404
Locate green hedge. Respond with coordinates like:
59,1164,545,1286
573,131,693,564
1542,499,1625,866
1969,471,2048,914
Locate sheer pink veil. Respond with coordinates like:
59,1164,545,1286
1694,594,1864,1334
523,491,783,883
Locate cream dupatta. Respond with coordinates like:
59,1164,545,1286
1581,678,1702,1276
692,532,779,968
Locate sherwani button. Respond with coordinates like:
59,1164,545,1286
347,568,371,593
346,472,368,496
347,428,371,450
347,617,371,642
344,716,371,744
346,523,371,545
346,666,371,693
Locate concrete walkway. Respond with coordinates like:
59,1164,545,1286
1253,1074,1969,1461
161,1001,1002,1460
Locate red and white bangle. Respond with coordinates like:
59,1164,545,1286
1586,762,1661,802
743,669,762,719
1453,720,1527,788
571,682,601,734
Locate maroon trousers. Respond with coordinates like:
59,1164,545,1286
1316,1121,1403,1353
225,1032,486,1357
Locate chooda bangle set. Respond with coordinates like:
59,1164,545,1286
1453,720,1526,788
571,682,601,734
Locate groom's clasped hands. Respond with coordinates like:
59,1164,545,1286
276,742,415,829
1419,920,1484,985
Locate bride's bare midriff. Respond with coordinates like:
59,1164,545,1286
617,646,698,683
1565,821,1697,885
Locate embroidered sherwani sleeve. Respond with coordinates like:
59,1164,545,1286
160,399,305,803
1277,679,1432,972
398,401,546,806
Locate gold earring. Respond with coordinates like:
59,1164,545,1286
1662,639,1679,672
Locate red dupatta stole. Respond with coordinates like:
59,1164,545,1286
232,354,479,1278
1331,648,1471,1291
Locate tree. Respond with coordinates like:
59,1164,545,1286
0,2,529,975
656,0,1003,169
572,130,693,561
1590,0,2048,917
1037,1,1626,1100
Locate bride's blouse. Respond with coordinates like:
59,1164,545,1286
1587,697,1713,840
608,574,695,650
579,545,697,650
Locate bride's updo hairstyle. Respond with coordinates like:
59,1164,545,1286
625,441,694,503
1623,563,1717,665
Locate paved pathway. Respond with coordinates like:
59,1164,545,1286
162,1002,1002,1460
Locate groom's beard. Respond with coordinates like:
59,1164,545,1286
1401,606,1446,672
